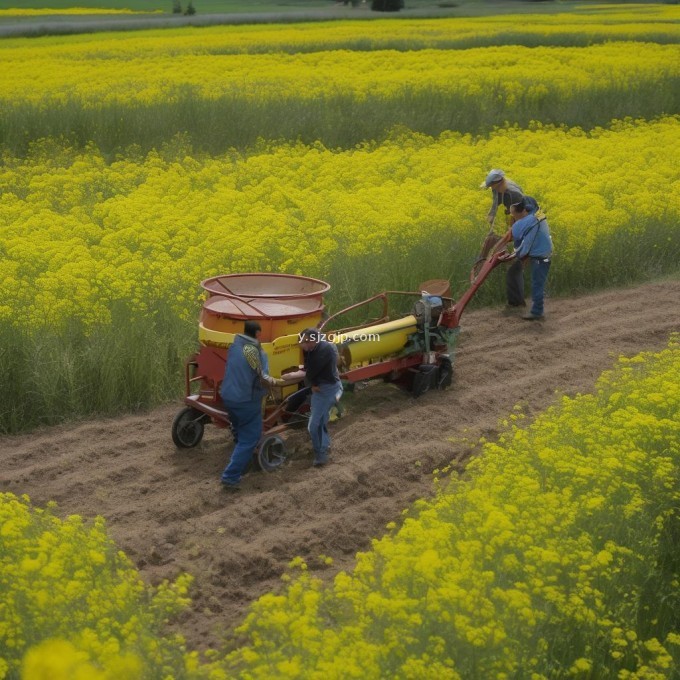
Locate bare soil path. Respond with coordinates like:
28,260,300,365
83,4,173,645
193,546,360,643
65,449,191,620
1,279,678,651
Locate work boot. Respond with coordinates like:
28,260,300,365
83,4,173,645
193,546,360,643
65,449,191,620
313,451,329,467
221,480,241,491
522,312,545,321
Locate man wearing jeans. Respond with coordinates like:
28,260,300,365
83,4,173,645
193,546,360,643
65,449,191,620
499,199,553,320
480,169,540,308
299,328,343,467
219,320,284,490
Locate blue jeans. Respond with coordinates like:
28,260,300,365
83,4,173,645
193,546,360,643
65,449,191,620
529,257,551,317
308,381,342,461
221,399,262,484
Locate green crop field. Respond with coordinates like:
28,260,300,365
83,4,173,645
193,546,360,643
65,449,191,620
1,4,679,679
1,3,679,431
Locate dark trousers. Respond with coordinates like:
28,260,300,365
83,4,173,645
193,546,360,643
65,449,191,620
506,258,525,306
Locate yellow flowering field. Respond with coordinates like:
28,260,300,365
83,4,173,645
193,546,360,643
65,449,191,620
5,40,677,106
5,339,677,679
1,118,677,330
0,494,221,680
0,5,677,431
1,6,678,676
1,117,678,431
3,5,678,55
2,37,678,151
220,337,680,678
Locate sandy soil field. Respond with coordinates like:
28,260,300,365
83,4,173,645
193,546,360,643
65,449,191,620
1,279,678,651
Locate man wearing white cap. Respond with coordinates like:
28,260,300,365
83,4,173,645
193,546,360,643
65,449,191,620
481,169,526,227
480,169,539,308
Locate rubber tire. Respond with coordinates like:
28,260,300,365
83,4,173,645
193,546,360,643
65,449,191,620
438,357,453,390
256,434,286,472
412,365,438,398
171,406,205,448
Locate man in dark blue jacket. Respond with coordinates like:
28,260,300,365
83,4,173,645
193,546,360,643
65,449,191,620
299,328,343,467
220,321,283,490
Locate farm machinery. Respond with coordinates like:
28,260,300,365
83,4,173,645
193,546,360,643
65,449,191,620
171,240,508,471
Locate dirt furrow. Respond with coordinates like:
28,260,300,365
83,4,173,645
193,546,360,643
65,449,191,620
1,279,678,650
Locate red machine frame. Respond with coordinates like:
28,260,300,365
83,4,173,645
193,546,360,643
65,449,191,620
172,245,507,471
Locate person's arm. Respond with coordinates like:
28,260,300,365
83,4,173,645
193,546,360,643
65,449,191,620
487,190,500,223
493,229,513,254
243,344,284,386
496,227,515,262
498,220,524,261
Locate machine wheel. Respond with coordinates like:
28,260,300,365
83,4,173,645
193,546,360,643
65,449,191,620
438,357,453,390
412,365,438,398
172,407,206,448
256,435,287,472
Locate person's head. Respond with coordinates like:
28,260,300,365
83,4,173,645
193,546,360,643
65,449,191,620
510,199,528,219
298,327,320,352
480,168,506,191
244,320,262,339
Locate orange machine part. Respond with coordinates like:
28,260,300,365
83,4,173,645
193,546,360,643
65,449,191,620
200,273,330,342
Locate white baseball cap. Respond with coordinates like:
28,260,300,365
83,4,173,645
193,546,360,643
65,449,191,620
480,169,505,189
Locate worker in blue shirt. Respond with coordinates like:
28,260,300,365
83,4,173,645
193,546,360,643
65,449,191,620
480,168,539,307
499,199,553,320
219,321,285,490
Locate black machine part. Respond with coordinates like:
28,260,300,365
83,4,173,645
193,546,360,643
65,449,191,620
412,296,443,327
412,364,439,398
411,356,454,398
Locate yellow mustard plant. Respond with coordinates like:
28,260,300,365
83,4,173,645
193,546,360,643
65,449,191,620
0,494,219,680
1,40,677,107
0,6,678,57
0,117,677,333
0,10,677,154
221,337,679,677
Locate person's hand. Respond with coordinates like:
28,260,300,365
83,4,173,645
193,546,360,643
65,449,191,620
311,385,321,393
497,252,514,262
280,369,306,385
